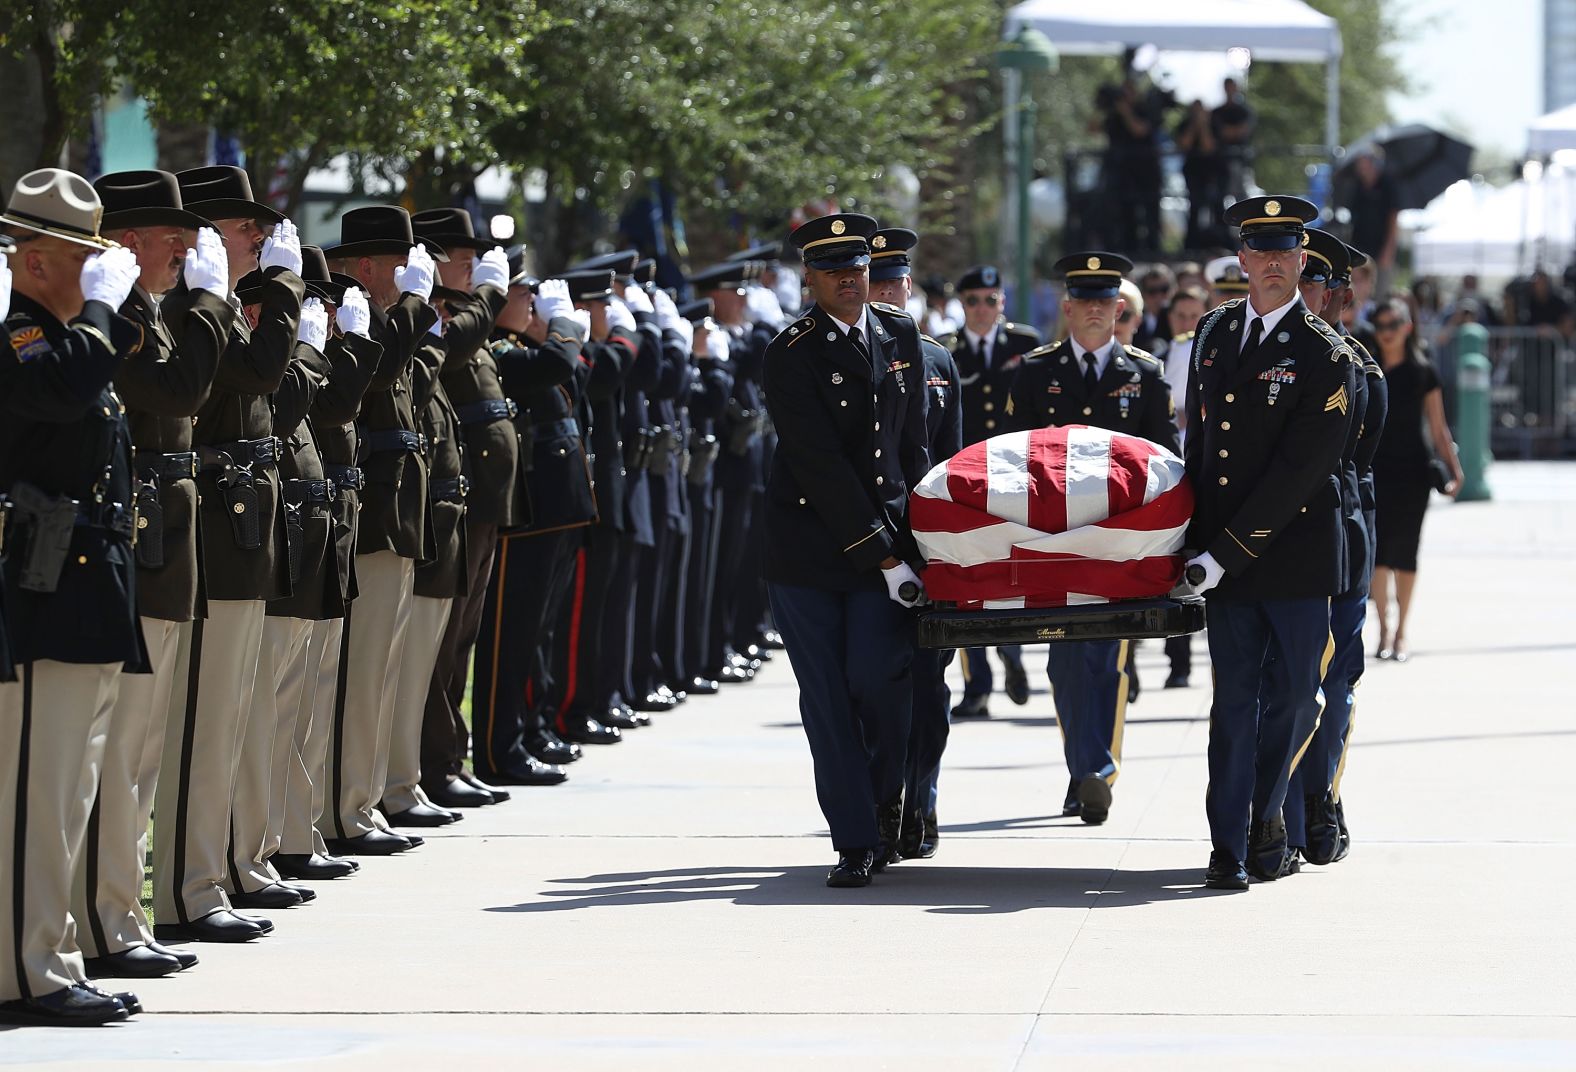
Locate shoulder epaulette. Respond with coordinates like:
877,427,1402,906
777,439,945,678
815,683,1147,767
1003,321,1038,337
777,315,817,348
1173,330,1196,343
1304,313,1355,362
869,301,911,318
920,333,943,348
1024,340,1063,360
1124,343,1161,368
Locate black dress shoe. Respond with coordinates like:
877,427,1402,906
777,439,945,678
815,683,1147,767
601,705,639,730
1278,849,1303,878
559,715,622,745
280,882,317,902
1061,778,1081,817
83,945,182,979
872,796,905,871
1076,775,1112,826
1003,661,1031,706
146,941,198,970
1204,850,1249,890
230,883,304,910
760,629,786,650
153,909,264,944
525,733,580,765
1333,798,1351,862
324,829,413,856
629,709,653,728
631,691,677,711
237,914,275,935
715,664,751,684
1163,672,1190,688
0,984,127,1026
326,854,360,872
272,852,356,880
79,983,140,1016
486,756,569,785
383,801,462,827
1246,815,1289,882
918,810,939,858
424,777,494,809
826,849,875,888
459,770,513,802
402,835,425,849
1302,792,1342,866
656,684,686,704
688,676,720,695
951,694,990,720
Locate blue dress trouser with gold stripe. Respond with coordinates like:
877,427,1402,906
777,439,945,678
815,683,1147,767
1045,639,1127,784
906,648,954,819
769,582,914,851
1280,585,1366,846
1206,597,1331,862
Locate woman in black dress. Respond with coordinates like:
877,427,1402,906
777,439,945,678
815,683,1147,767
1369,298,1463,661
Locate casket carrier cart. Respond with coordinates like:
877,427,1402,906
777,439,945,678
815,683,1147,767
908,426,1206,648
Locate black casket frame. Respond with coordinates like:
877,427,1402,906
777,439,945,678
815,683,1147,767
916,595,1206,650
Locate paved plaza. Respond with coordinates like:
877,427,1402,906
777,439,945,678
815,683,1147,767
5,462,1574,1070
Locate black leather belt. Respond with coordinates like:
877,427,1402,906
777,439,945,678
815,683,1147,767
531,419,580,442
455,398,518,425
201,437,280,469
323,465,364,493
429,476,469,502
137,451,199,481
283,478,335,503
364,429,427,455
74,500,136,539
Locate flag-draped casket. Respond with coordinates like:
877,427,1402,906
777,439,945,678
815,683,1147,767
910,426,1194,610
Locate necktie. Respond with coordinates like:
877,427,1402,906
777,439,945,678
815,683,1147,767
976,337,988,370
1241,316,1264,362
1083,352,1099,394
849,326,871,367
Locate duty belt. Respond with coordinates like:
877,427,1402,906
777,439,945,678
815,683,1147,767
323,465,365,493
74,500,136,539
454,398,518,425
363,429,427,455
531,418,580,442
136,451,199,482
429,476,469,503
283,478,335,504
199,437,280,470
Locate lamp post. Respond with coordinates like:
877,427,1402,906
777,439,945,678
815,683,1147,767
997,27,1058,323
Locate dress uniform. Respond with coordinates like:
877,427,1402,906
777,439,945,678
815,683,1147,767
318,206,440,855
0,169,145,1025
762,213,931,887
949,264,1038,718
70,171,232,979
470,278,591,783
1006,252,1179,825
1183,197,1358,889
152,165,305,941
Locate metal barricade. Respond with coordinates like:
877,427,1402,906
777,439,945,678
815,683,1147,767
1430,326,1574,458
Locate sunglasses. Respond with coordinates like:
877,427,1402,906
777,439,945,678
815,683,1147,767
964,294,1002,308
1143,286,1170,296
1373,319,1404,332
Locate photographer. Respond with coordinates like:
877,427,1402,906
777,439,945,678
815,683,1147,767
1092,79,1162,253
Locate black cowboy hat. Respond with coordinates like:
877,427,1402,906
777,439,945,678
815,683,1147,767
176,166,284,226
94,170,210,232
300,245,346,304
326,205,449,262
411,207,495,253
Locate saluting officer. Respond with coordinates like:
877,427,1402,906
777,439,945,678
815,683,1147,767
867,226,961,861
1006,252,1179,826
1182,196,1358,890
949,264,1037,718
1,170,145,1026
763,213,931,888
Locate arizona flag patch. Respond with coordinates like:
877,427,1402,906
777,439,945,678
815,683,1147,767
9,326,50,362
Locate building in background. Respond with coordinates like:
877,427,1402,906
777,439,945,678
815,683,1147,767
1547,0,1576,111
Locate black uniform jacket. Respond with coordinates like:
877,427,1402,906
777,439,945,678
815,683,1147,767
437,285,515,527
307,330,383,609
413,336,468,600
762,302,930,591
1006,337,1180,455
115,285,234,622
717,320,773,495
491,318,596,536
2,295,147,668
617,313,664,547
1332,336,1371,599
356,294,439,561
580,332,637,533
267,343,335,620
1185,297,1358,601
921,335,963,464
1349,336,1388,588
645,326,691,530
949,319,1042,445
164,266,304,602
684,348,734,510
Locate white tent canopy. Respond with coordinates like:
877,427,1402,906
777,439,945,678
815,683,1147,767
1003,0,1344,147
1412,166,1576,277
1527,101,1576,156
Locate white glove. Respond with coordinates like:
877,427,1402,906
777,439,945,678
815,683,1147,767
393,244,435,302
535,278,573,324
605,297,637,337
336,286,371,338
183,226,229,299
567,308,592,337
652,288,681,333
473,246,510,292
672,316,694,353
881,561,926,608
746,285,786,329
622,283,654,314
81,246,140,309
705,326,730,363
0,252,11,323
297,297,328,352
259,217,303,275
1185,552,1225,595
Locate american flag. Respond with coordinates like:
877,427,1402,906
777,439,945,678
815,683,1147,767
910,425,1194,609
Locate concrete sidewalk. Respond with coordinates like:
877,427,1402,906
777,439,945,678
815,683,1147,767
6,463,1575,1070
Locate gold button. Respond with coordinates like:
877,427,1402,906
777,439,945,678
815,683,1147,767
874,422,880,431
232,502,246,514
1300,506,1308,513
983,402,994,412
876,476,884,485
358,502,364,512
1218,449,1229,458
481,449,489,457
799,497,807,505
102,406,112,417
77,555,88,565
982,385,992,395
1083,407,1093,416
874,449,882,458
985,419,996,430
1218,476,1229,486
1225,393,1235,403
841,400,848,407
1221,421,1231,431
137,516,149,530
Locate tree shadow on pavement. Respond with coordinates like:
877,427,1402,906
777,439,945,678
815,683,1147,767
485,863,1229,916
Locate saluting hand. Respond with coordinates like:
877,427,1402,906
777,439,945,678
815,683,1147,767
605,296,638,337
651,288,681,334
335,286,372,338
472,246,510,293
183,226,229,299
81,245,140,310
394,244,436,302
297,297,329,352
705,325,730,363
259,218,304,276
746,285,786,330
534,278,574,324
622,283,654,315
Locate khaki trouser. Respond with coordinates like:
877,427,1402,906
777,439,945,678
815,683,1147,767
71,618,187,957
322,551,413,840
228,616,312,893
0,660,118,1002
380,595,453,815
281,617,343,858
152,599,266,924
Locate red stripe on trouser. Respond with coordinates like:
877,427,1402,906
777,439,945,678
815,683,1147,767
557,547,589,714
